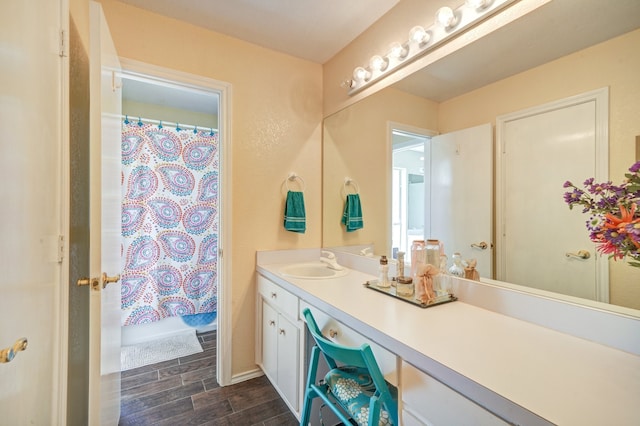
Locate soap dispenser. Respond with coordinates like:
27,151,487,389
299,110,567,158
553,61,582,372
378,255,390,288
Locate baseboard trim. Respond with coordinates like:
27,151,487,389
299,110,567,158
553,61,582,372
230,368,264,385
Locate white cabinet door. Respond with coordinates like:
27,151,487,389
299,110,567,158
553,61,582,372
257,276,302,416
261,301,279,382
277,314,300,412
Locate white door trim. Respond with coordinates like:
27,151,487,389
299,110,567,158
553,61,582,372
116,58,233,386
57,0,70,424
495,87,609,302
387,122,437,247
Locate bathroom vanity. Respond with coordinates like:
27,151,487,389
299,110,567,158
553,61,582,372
256,249,640,425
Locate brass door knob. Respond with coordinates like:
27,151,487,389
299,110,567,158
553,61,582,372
78,273,120,290
77,277,100,290
566,250,591,260
101,273,120,288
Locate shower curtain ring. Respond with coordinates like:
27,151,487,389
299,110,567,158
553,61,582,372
158,120,163,129
124,115,130,124
193,126,198,134
137,117,143,127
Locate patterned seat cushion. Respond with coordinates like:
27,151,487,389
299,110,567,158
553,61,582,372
324,366,397,426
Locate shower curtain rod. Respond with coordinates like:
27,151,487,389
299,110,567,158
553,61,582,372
116,114,219,133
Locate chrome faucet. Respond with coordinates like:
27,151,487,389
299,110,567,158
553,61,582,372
319,250,344,271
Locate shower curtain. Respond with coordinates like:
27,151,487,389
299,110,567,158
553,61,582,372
120,121,219,326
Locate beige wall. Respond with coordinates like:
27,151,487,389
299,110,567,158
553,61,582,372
97,0,323,377
438,29,640,309
323,88,438,251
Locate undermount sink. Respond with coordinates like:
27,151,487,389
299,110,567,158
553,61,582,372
279,262,348,279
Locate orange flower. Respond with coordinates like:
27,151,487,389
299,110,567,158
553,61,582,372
604,203,640,232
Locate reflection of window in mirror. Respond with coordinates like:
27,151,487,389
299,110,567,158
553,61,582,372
391,129,430,263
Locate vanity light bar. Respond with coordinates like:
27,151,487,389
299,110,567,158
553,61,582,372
345,0,517,95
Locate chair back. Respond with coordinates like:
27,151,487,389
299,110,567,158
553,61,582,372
302,308,390,395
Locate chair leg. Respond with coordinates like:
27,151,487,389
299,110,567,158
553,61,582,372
368,396,381,426
300,347,321,425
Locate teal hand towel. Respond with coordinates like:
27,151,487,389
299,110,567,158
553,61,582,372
284,190,306,233
341,194,363,232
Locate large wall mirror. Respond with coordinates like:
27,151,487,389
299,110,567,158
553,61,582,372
322,1,640,313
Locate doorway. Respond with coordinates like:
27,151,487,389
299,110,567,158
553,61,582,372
391,125,434,263
118,60,232,385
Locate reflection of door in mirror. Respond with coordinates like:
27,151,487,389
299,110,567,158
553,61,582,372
497,89,609,302
391,128,430,263
430,124,493,278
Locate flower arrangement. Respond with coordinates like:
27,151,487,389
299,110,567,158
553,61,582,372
563,161,640,267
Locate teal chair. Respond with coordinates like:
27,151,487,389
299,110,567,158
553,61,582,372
300,308,398,426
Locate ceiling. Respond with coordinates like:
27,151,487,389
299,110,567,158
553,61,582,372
116,0,400,64
119,0,640,115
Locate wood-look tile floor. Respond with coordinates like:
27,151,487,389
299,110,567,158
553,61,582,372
119,331,298,426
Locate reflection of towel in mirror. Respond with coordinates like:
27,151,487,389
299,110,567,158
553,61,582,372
284,190,306,233
341,194,363,232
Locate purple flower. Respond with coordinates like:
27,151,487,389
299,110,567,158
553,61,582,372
563,181,573,188
630,161,640,173
602,228,625,246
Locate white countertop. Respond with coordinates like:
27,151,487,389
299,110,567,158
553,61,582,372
257,255,640,426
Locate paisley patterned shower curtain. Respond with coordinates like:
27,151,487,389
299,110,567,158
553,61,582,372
120,121,219,326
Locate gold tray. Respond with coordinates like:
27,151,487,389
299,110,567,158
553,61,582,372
363,280,457,309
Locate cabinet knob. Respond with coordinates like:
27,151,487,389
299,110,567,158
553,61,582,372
269,320,275,326
270,292,277,298
279,328,286,335
329,329,338,338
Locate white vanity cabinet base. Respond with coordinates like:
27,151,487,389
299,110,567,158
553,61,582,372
256,274,302,417
402,361,508,426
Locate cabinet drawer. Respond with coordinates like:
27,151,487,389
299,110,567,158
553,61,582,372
300,302,398,386
402,361,508,425
258,274,298,320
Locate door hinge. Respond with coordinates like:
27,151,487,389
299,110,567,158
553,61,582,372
59,29,68,58
57,235,64,263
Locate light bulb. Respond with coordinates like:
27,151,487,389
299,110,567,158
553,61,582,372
388,42,408,59
369,55,388,72
465,0,489,10
353,67,370,82
435,7,458,28
409,26,430,45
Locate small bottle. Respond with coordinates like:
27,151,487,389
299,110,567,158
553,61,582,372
449,252,465,277
425,239,440,267
378,255,390,288
396,251,405,278
396,251,413,296
437,254,450,294
410,240,426,283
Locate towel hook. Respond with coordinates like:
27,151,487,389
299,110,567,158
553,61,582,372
343,177,360,194
286,172,306,192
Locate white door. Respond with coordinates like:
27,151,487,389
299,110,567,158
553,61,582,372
430,124,493,278
88,2,122,424
496,89,608,301
0,0,66,424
